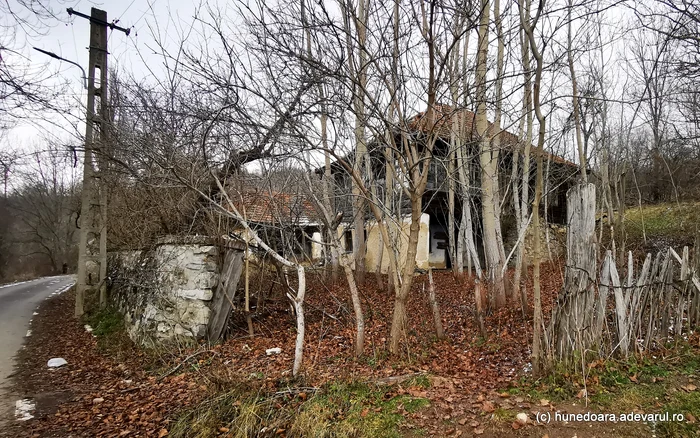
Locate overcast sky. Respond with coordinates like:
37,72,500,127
5,0,201,149
2,0,648,173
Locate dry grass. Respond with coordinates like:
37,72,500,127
169,378,430,438
624,202,700,251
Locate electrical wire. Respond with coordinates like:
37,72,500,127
119,0,138,20
131,0,158,35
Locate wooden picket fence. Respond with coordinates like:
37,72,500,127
547,183,700,366
601,245,700,357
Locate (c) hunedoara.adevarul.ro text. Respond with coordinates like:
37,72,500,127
534,411,685,424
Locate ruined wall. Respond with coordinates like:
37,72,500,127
310,215,432,273
109,237,220,345
361,213,430,273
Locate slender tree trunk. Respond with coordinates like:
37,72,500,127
301,0,337,283
322,105,339,282
475,0,506,309
544,154,553,261
449,19,464,275
448,152,456,270
520,0,545,373
567,0,587,182
375,232,385,288
510,144,521,304
595,31,616,260
383,0,400,292
339,250,365,355
427,269,445,339
532,125,544,372
458,148,481,278
342,0,369,285
291,265,306,376
387,0,438,354
515,1,534,318
245,240,254,336
456,209,465,275
334,141,408,355
211,179,307,376
460,26,476,280
383,129,397,293
390,195,423,353
491,0,508,305
457,123,485,328
300,155,366,357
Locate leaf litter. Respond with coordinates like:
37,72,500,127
3,261,627,437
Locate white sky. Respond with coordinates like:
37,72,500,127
2,0,663,174
4,0,200,150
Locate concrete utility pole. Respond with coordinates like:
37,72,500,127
72,7,129,317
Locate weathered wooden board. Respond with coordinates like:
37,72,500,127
207,248,245,341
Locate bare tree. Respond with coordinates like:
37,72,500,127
0,147,19,197
567,0,587,181
0,0,66,127
340,0,370,286
510,8,534,316
300,0,365,355
7,144,79,275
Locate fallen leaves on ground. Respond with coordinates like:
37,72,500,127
2,291,206,437
6,262,568,437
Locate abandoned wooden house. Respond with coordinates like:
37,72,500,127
225,106,579,271
325,105,580,271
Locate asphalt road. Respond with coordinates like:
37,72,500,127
0,275,75,422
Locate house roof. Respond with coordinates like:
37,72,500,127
407,104,578,168
408,103,503,140
319,104,579,176
230,190,321,226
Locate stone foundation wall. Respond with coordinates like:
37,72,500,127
109,237,220,345
524,222,567,264
503,219,567,265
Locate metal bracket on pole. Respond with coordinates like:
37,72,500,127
33,47,88,89
67,8,131,35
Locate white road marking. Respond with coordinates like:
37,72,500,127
55,283,75,295
15,398,35,421
0,275,74,290
0,280,31,290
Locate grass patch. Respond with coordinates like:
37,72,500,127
82,305,137,360
405,374,431,389
170,379,430,438
292,381,429,438
589,383,666,410
170,382,278,438
507,344,700,438
492,407,515,423
657,388,700,438
518,367,580,402
624,202,700,249
84,306,124,337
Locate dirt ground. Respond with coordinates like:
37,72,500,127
0,262,674,437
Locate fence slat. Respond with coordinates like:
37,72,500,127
670,247,683,265
608,252,629,358
630,253,651,353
